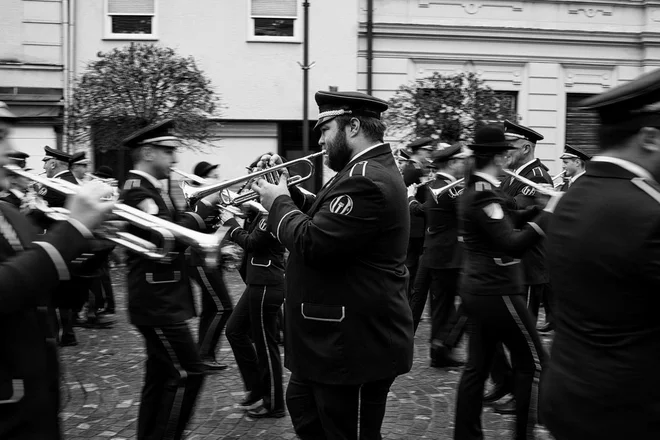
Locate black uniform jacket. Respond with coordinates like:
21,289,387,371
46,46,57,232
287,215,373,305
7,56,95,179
409,173,462,270
501,159,552,285
39,170,76,209
120,171,212,327
541,160,660,439
267,144,414,385
558,170,585,192
225,212,285,286
459,173,547,296
0,189,22,209
402,160,426,239
0,202,92,439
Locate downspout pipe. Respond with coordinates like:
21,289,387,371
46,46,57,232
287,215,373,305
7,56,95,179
61,0,69,152
366,0,374,95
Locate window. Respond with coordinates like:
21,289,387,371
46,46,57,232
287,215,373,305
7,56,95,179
105,0,156,40
566,93,600,156
249,0,301,42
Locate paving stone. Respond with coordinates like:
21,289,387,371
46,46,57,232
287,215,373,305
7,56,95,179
58,266,554,439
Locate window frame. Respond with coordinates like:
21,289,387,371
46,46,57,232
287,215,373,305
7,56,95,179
247,0,302,43
103,0,158,41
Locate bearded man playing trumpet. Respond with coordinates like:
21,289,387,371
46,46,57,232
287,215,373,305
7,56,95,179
120,119,221,440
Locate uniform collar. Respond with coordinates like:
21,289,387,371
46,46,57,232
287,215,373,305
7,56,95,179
436,171,457,182
513,158,537,176
129,169,163,190
349,143,387,165
590,156,654,181
53,170,68,179
473,171,501,187
570,169,586,184
9,188,24,199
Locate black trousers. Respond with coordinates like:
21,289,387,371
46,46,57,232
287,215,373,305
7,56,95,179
455,294,546,440
405,237,424,300
189,265,233,360
99,259,115,311
409,263,431,333
226,283,284,411
136,323,206,440
287,374,395,440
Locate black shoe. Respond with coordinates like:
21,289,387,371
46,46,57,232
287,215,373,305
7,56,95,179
492,396,517,415
537,323,554,333
59,337,78,347
81,317,115,328
483,387,511,404
239,392,263,408
98,308,115,316
202,359,228,371
430,346,465,368
247,405,285,419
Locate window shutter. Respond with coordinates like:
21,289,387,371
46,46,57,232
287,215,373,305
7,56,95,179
108,0,155,14
251,0,297,17
566,94,601,157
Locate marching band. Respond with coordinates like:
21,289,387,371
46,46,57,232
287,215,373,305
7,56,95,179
2,67,660,440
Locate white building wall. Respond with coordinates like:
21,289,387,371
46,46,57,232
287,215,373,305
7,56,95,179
360,0,660,174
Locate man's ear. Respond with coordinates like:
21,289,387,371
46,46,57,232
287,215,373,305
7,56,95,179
348,117,361,138
639,127,660,153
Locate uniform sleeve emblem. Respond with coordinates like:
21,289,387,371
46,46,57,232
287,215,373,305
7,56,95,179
329,194,354,215
521,186,536,197
137,198,159,215
475,182,492,192
483,203,504,219
38,187,47,196
258,217,268,231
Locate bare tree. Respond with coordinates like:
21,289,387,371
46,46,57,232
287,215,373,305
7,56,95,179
384,72,517,144
69,43,221,153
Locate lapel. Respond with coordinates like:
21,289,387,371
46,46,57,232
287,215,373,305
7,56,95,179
307,144,392,214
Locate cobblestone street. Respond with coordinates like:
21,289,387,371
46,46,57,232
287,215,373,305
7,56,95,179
59,267,553,439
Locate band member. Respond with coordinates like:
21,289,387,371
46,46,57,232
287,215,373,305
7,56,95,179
187,160,233,370
454,125,554,440
401,137,434,299
252,91,414,439
40,146,72,209
540,69,660,440
408,143,468,368
558,144,591,192
120,119,219,440
69,152,90,184
222,192,286,418
0,101,115,439
0,151,31,208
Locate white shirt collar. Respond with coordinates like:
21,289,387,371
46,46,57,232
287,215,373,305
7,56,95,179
570,170,586,184
473,171,501,187
53,170,68,179
348,143,385,165
130,169,163,190
591,156,654,181
436,171,457,182
9,188,24,199
75,177,84,185
514,158,537,176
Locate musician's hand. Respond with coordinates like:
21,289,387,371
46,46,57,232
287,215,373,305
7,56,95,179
407,184,418,198
218,206,235,225
256,153,284,171
251,168,290,211
67,181,115,230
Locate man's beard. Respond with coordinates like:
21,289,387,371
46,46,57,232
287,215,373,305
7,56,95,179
326,129,352,172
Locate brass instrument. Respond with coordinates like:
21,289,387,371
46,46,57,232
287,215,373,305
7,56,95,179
552,170,566,189
180,150,325,208
502,170,562,197
5,165,223,266
170,167,267,215
429,178,465,203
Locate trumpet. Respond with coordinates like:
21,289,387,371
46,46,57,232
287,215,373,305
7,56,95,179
552,170,566,189
5,165,223,266
170,168,267,216
502,170,561,197
429,178,465,203
181,150,325,208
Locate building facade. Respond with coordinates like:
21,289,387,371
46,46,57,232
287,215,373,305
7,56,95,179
359,0,660,173
72,0,359,186
1,0,70,171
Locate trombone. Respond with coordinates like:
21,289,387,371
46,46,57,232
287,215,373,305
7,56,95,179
180,150,326,208
5,165,223,267
502,170,562,197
